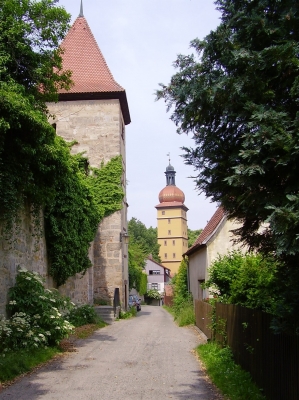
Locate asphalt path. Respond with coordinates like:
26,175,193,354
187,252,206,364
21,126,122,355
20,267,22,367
0,306,222,400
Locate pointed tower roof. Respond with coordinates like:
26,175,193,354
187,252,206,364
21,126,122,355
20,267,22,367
58,11,130,124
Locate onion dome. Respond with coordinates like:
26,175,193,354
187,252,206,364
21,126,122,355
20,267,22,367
166,163,174,172
159,185,185,204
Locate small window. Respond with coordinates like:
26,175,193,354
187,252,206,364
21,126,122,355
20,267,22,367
164,240,167,246
151,283,158,290
162,211,165,215
164,253,167,259
173,253,176,258
168,230,171,235
168,219,171,224
172,240,175,245
152,270,160,275
149,270,153,275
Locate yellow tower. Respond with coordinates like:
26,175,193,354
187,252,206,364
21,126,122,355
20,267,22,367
155,162,188,275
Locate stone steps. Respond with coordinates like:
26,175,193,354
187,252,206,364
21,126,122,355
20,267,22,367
94,306,120,323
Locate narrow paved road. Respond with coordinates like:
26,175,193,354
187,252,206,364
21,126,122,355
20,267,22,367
0,306,222,400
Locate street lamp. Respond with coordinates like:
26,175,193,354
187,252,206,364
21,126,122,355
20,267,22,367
120,232,130,245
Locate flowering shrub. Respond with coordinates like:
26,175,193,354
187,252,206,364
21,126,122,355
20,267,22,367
146,289,161,300
5,269,74,349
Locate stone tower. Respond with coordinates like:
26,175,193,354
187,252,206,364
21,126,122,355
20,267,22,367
47,3,131,308
155,163,188,275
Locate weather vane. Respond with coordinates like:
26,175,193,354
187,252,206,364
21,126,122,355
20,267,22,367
167,152,171,164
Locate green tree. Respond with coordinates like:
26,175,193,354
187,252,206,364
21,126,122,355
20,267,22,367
0,0,71,227
203,251,280,313
128,241,147,294
157,0,299,331
128,218,161,262
188,228,202,248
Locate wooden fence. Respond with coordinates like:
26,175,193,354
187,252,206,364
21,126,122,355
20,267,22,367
194,299,213,339
194,300,299,400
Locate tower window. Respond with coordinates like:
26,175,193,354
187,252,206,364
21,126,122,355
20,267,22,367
164,240,167,246
173,253,176,258
172,240,175,245
162,211,165,215
168,230,171,235
168,219,171,224
164,253,167,259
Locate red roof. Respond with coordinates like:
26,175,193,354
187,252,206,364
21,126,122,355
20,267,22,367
59,16,124,94
185,207,225,256
58,15,131,124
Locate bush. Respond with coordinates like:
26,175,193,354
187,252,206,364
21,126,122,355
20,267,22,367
175,299,195,327
146,289,161,300
203,251,280,313
163,259,195,326
67,305,100,327
119,306,137,319
5,269,74,349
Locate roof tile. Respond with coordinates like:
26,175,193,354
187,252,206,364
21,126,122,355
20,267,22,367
185,207,225,255
59,16,124,94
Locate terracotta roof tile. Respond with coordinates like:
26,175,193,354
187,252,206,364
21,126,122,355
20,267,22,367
59,16,124,94
185,207,225,256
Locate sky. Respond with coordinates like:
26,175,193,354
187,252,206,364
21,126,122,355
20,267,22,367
57,0,221,230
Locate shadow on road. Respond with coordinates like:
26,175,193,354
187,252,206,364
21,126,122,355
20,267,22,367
170,370,223,400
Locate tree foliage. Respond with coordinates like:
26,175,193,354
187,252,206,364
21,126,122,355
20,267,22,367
157,0,299,331
128,218,161,262
188,228,202,248
128,241,147,294
0,0,71,228
203,251,280,313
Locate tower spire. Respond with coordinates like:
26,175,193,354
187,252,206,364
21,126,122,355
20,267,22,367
164,158,176,186
79,0,84,17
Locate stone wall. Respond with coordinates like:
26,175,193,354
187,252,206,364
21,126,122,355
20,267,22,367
0,206,51,315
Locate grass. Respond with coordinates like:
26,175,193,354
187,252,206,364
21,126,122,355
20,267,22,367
163,305,175,316
163,301,195,327
0,347,61,383
197,342,266,400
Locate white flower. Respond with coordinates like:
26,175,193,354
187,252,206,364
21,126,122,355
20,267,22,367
50,299,56,303
25,277,32,281
34,337,40,342
38,333,45,338
55,326,61,330
50,315,55,319
9,300,17,305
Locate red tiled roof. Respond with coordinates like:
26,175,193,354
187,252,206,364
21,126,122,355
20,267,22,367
59,16,124,94
185,207,225,256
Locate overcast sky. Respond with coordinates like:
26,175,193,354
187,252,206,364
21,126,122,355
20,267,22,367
57,0,221,230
